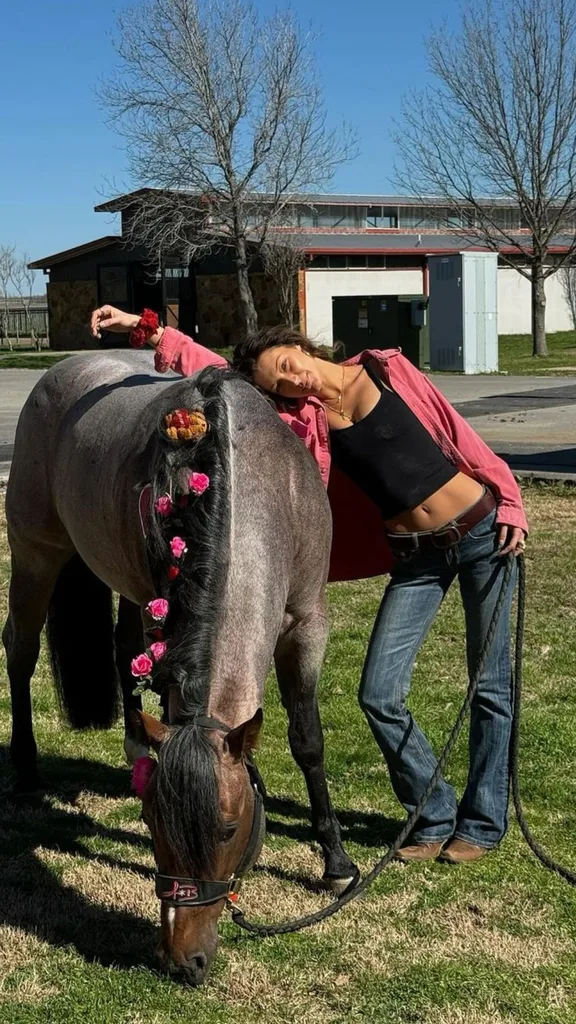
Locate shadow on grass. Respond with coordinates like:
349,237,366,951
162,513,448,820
264,794,403,848
0,747,402,969
0,747,158,970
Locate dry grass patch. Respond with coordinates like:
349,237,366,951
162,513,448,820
424,1005,514,1024
0,970,60,1005
56,855,158,919
414,901,570,969
0,927,50,970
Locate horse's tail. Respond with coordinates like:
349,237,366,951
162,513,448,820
146,365,233,712
46,555,120,729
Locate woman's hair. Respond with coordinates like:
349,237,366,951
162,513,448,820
232,325,334,379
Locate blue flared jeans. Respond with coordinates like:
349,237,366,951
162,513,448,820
358,508,516,847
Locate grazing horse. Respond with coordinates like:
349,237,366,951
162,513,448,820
2,351,357,985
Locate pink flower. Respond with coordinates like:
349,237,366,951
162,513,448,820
168,565,180,581
155,494,173,516
150,640,167,661
132,755,156,797
131,653,153,677
146,598,169,621
170,536,188,559
189,472,210,495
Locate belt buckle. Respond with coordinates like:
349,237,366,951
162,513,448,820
390,532,420,560
431,523,461,550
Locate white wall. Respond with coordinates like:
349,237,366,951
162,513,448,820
305,265,574,345
305,269,424,345
498,266,573,334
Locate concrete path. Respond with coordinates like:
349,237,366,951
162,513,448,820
1,365,576,483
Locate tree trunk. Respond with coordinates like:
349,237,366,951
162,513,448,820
531,263,548,357
235,236,258,335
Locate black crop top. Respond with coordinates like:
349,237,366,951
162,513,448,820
329,363,458,519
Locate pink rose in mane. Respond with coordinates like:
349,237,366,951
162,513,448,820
189,472,210,495
150,640,167,661
131,653,153,677
146,598,169,621
170,536,188,559
155,494,173,516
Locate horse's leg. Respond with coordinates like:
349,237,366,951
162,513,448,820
3,548,70,791
115,596,148,764
274,609,358,894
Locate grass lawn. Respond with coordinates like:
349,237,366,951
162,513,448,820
498,332,576,375
0,348,235,371
0,336,574,376
0,353,71,370
1,486,575,1022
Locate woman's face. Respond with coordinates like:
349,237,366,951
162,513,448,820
253,345,324,399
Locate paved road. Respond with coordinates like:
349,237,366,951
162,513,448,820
1,365,576,481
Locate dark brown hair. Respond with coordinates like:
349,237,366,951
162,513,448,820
232,324,334,380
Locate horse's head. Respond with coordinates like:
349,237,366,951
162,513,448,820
133,706,264,986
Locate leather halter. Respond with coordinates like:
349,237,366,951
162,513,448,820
155,716,265,909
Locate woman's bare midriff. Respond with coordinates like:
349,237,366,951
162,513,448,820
384,473,485,533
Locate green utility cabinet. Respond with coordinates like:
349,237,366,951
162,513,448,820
331,294,429,367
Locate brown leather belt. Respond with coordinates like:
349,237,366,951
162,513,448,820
386,489,496,558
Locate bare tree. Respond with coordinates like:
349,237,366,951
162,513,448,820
560,264,576,329
261,239,307,327
11,256,41,350
102,0,355,334
0,245,16,351
395,0,576,357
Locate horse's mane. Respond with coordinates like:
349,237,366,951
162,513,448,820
145,365,238,874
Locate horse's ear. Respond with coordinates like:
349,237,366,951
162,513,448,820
223,708,263,762
131,710,170,752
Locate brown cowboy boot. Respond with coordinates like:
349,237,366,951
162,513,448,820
394,841,446,863
439,838,490,863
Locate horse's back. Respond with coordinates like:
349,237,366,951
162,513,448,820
6,352,178,595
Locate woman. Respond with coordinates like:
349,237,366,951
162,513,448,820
91,306,527,864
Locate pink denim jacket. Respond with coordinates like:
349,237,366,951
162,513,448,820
155,327,528,582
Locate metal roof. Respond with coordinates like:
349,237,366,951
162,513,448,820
284,230,575,254
95,188,539,213
28,236,121,270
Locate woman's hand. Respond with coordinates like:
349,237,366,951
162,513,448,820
497,525,526,557
91,306,140,338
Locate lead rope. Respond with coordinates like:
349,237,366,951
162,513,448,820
510,555,576,885
232,555,517,937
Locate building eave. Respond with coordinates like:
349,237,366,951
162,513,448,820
29,236,122,270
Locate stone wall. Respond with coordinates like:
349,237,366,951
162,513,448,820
47,280,99,350
195,272,297,348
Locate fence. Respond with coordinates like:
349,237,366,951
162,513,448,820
0,302,49,345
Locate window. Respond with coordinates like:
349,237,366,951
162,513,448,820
295,205,317,227
348,254,367,268
98,265,128,305
308,253,387,269
366,206,398,228
398,207,437,229
490,207,521,231
163,265,190,301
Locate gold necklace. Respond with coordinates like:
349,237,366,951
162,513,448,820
324,365,354,422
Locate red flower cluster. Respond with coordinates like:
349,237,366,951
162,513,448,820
129,308,159,348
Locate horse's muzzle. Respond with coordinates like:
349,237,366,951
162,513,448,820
165,951,210,987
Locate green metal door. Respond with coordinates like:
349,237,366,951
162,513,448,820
332,295,400,359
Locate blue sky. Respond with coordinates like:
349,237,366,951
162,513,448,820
1,0,459,274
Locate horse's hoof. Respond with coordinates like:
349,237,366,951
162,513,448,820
324,869,361,897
